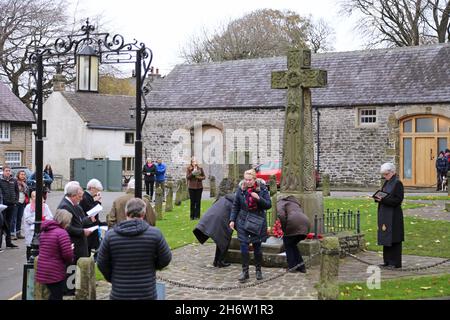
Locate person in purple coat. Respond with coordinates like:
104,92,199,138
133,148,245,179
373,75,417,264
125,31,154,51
36,209,74,300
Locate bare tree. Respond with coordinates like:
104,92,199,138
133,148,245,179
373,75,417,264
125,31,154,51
180,9,334,63
341,0,450,47
0,0,70,106
306,17,336,53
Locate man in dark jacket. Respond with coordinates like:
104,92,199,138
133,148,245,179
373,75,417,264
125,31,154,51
0,165,19,249
277,195,311,273
374,163,405,268
97,197,172,300
193,194,235,268
58,181,93,263
436,151,448,191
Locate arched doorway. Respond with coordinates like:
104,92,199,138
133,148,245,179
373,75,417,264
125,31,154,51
400,115,450,187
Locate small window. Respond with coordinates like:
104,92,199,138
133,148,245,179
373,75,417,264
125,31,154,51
122,157,135,171
359,109,377,125
0,122,11,141
5,151,22,167
415,118,434,132
125,132,134,144
93,157,105,160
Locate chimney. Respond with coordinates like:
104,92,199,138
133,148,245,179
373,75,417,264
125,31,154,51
52,65,66,92
148,66,161,81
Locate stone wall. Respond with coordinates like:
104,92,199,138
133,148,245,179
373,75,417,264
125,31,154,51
0,123,33,168
143,104,450,187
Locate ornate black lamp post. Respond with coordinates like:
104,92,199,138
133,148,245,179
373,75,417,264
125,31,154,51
22,19,152,299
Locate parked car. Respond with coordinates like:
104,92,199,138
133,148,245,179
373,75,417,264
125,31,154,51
254,161,320,188
254,161,281,187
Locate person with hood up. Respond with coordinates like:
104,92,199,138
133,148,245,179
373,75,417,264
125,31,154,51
277,195,311,273
229,169,271,282
97,198,172,300
35,209,74,300
193,193,235,268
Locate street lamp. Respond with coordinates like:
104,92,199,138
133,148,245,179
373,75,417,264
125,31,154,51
22,18,152,300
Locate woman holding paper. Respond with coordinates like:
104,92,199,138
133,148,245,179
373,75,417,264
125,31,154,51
80,179,106,256
23,191,53,261
374,162,405,269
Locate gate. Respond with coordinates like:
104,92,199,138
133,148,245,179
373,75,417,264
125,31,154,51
71,159,122,191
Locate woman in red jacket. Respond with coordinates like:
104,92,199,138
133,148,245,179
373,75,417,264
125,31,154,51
36,209,74,300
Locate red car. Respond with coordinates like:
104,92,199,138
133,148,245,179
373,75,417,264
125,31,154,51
254,161,281,187
254,161,320,188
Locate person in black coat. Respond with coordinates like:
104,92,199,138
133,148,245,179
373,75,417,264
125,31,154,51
143,158,156,199
229,169,271,282
0,166,19,249
193,193,235,268
58,181,94,263
97,198,172,300
79,179,106,257
374,163,405,268
435,151,448,191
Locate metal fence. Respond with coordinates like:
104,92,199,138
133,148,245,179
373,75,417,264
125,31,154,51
313,209,361,238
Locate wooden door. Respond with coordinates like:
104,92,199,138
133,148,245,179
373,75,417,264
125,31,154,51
415,137,436,186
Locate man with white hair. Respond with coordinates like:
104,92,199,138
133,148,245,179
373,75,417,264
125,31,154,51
58,181,94,262
107,179,156,228
374,162,405,268
80,178,106,256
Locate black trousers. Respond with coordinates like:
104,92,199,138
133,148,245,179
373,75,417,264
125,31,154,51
283,234,307,269
46,280,65,300
189,188,203,219
0,206,15,247
145,179,155,198
383,242,402,267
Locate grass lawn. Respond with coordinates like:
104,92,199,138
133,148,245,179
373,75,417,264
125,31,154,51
339,274,450,300
324,197,450,258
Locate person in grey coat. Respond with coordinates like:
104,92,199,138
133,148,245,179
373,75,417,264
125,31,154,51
193,193,235,268
374,162,404,268
97,198,172,300
277,195,311,273
229,169,271,283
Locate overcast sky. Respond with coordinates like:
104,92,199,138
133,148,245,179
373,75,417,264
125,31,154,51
68,0,364,76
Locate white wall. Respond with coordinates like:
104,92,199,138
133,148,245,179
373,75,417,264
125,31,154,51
42,92,135,182
84,128,135,160
43,92,85,181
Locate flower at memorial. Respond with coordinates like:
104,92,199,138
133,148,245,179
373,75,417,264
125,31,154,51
272,219,284,238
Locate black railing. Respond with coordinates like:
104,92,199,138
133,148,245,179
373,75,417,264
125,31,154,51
313,209,361,238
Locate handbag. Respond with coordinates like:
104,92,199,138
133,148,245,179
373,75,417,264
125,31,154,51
243,212,265,235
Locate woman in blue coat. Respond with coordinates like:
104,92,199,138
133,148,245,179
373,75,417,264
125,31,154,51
229,169,271,282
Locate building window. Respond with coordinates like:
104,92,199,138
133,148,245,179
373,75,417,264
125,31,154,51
5,151,21,166
0,123,11,141
93,157,105,160
125,132,134,144
122,157,135,171
359,109,377,125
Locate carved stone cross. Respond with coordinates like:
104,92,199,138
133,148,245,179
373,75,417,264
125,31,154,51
272,48,327,193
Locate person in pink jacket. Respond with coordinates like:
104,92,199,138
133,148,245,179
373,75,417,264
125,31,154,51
36,209,74,300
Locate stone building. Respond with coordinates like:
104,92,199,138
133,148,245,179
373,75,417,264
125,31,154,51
0,82,34,168
144,43,450,188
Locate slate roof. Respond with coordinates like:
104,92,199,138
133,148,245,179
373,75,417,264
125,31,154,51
61,92,135,130
146,43,450,109
0,82,35,122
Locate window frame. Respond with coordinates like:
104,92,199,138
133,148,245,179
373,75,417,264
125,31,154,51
124,132,135,145
0,122,11,141
5,151,22,167
356,108,378,127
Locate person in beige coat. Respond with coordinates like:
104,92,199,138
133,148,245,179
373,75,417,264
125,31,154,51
277,195,311,273
107,179,156,228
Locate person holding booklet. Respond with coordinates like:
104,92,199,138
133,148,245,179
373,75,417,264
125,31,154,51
80,179,107,257
373,162,405,269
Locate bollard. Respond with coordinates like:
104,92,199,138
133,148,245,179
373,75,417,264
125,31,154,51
209,176,217,198
33,256,50,300
357,210,361,234
322,173,330,197
75,257,96,300
317,236,340,300
165,182,174,212
155,186,163,220
314,215,318,239
175,179,182,206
